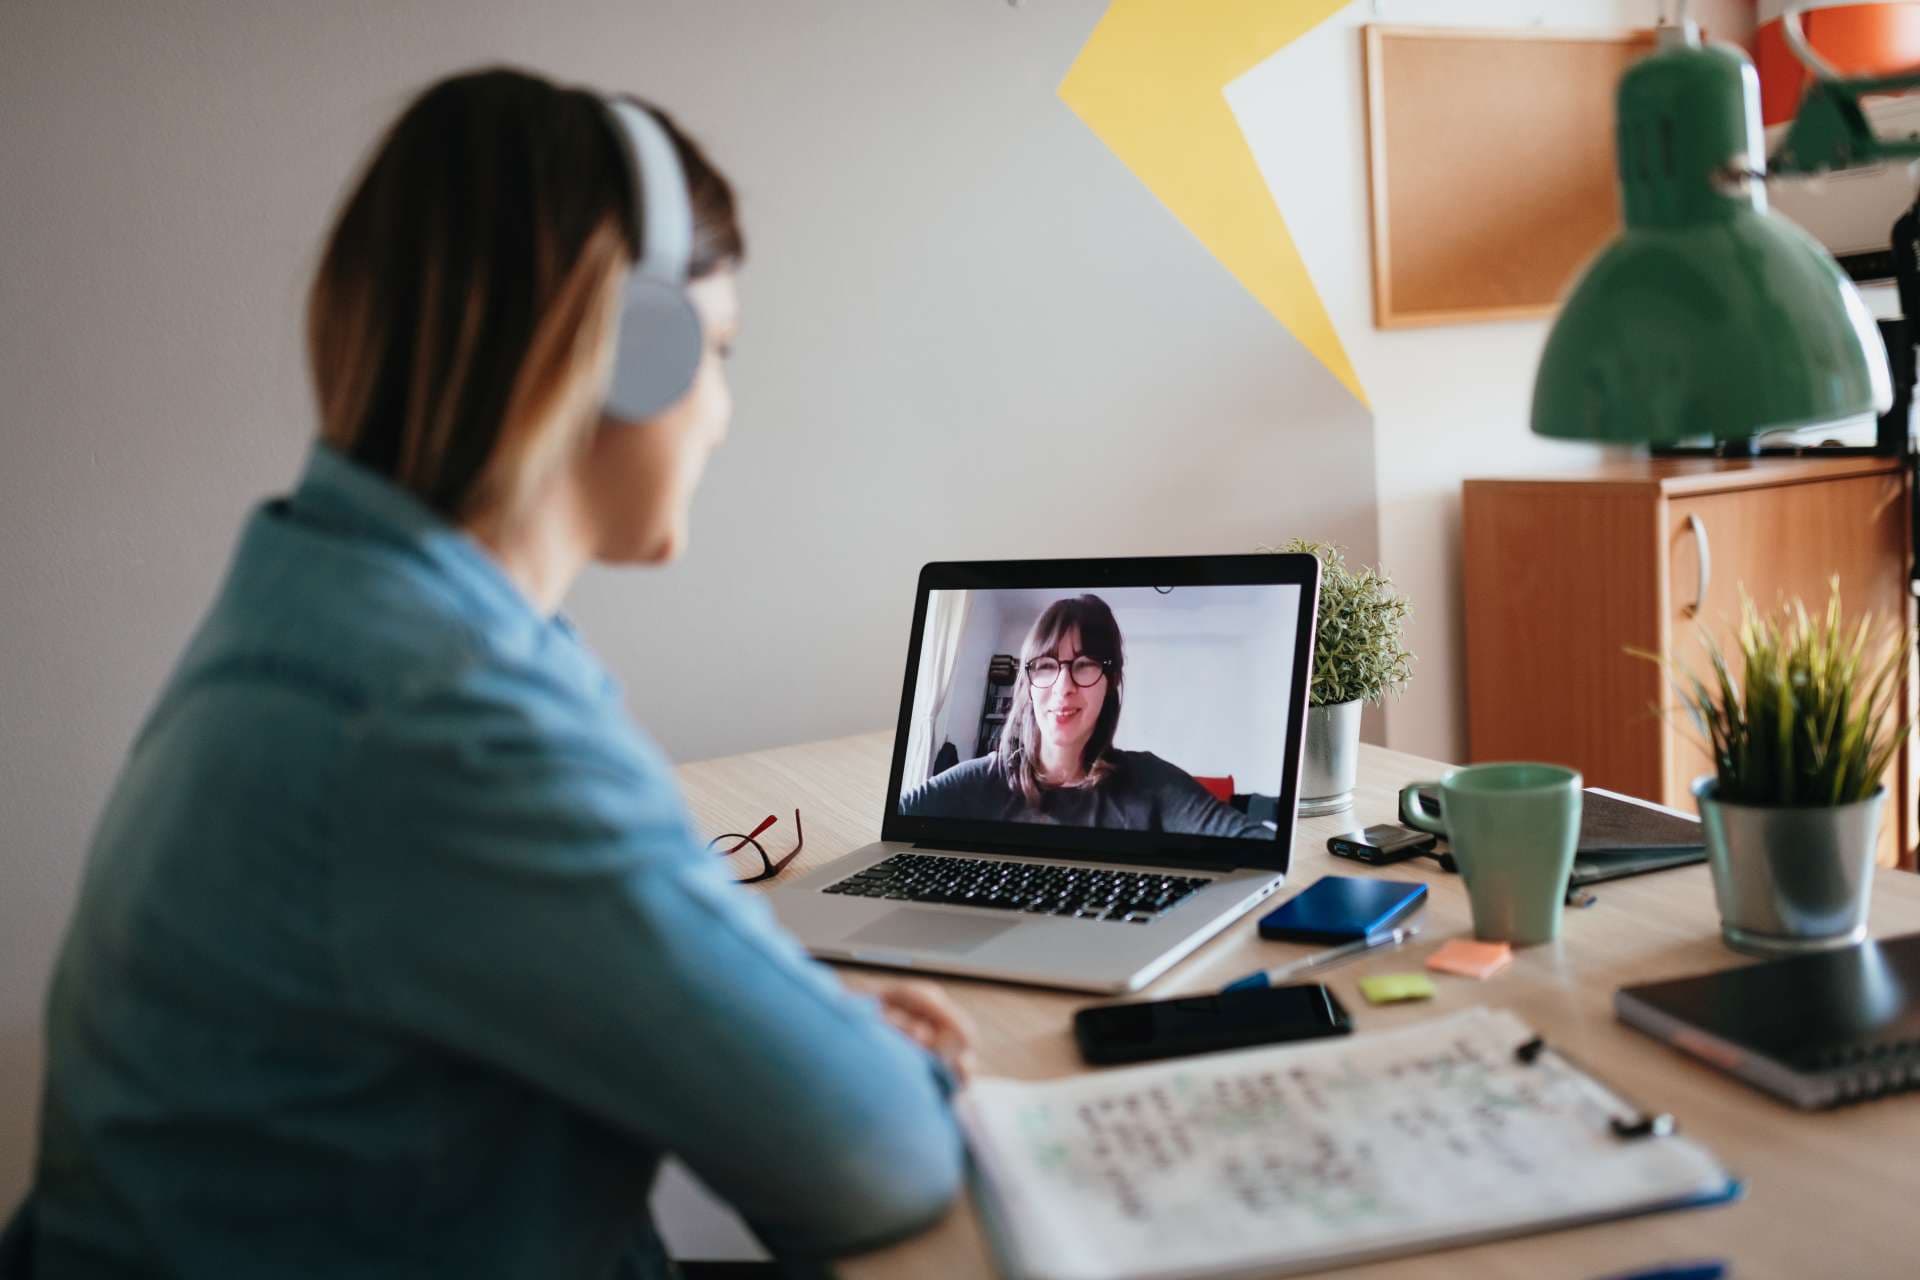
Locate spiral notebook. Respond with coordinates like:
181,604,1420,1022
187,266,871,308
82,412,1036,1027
1617,932,1920,1109
959,1008,1737,1280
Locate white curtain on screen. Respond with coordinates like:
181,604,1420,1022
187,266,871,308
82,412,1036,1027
901,590,972,792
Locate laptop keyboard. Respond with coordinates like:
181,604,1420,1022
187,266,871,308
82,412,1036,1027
822,852,1212,923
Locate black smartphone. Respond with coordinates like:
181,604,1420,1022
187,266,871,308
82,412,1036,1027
1327,823,1437,866
1073,984,1352,1066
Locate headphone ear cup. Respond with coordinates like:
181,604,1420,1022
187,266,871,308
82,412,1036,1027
603,279,704,423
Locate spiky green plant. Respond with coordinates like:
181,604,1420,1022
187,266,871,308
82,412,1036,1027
1643,581,1909,806
1274,539,1414,707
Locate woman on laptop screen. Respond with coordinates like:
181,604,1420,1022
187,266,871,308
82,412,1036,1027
900,594,1270,838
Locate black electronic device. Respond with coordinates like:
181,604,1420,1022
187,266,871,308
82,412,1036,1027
1617,932,1920,1109
1409,784,1707,888
1328,823,1437,866
1073,983,1352,1066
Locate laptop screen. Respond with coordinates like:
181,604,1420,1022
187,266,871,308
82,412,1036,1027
883,559,1317,870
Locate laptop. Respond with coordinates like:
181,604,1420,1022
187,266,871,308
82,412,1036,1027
766,554,1320,993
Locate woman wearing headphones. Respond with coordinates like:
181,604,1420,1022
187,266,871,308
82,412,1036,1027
13,68,968,1277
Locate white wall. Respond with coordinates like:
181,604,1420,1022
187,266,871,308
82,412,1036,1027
1230,0,1755,762
1103,586,1300,792
0,0,1380,1201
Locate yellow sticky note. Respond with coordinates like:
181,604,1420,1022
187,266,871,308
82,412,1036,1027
1358,972,1435,1005
1426,939,1513,980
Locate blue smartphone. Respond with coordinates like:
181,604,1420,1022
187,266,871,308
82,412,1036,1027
1257,875,1427,944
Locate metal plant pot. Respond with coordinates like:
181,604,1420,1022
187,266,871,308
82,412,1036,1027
1299,700,1362,817
1692,776,1883,957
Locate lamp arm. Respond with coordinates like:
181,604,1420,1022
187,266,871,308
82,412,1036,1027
1780,1,1920,84
1781,4,1847,83
1767,3,1920,176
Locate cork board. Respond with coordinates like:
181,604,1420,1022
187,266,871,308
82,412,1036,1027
1365,26,1654,329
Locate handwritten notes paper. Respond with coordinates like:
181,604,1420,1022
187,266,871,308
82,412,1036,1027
959,1008,1730,1280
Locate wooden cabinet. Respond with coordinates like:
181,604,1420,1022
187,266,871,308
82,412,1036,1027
1463,457,1916,869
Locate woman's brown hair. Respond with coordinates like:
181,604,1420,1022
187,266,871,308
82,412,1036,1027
997,595,1126,808
306,66,743,523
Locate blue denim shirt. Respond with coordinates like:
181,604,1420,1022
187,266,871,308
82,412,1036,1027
22,444,962,1278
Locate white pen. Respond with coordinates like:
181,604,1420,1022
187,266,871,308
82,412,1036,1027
1220,926,1420,993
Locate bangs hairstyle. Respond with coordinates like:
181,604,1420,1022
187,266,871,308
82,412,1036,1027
997,594,1126,808
306,66,743,524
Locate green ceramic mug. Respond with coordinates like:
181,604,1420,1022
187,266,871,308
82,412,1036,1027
1398,763,1583,946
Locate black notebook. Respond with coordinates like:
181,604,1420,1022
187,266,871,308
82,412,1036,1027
1568,787,1706,887
1419,786,1705,887
1616,933,1920,1109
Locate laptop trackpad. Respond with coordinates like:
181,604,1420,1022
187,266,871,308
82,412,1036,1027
846,909,1021,955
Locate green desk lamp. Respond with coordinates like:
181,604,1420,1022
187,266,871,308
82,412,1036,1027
1532,6,1894,447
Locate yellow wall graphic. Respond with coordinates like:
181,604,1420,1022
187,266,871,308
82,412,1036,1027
1060,0,1365,406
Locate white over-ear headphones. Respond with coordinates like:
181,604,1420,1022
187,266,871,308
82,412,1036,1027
600,97,704,422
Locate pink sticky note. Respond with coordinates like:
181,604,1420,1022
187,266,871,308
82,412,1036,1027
1425,939,1513,980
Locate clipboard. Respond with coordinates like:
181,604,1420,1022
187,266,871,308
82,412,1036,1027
959,1007,1739,1280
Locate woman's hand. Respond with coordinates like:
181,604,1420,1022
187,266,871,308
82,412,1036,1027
874,980,978,1085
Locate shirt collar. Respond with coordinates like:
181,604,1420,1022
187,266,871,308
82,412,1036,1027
287,441,545,634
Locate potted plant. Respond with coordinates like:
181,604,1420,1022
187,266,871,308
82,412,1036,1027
1655,583,1908,957
1276,540,1414,816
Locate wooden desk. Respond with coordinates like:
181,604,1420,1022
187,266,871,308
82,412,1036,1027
678,732,1920,1279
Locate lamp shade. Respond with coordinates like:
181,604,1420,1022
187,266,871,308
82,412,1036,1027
1532,26,1889,444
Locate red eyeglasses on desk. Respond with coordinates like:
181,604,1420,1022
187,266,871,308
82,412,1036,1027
707,810,803,884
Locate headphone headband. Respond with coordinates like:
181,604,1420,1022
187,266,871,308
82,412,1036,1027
597,94,705,422
603,97,694,285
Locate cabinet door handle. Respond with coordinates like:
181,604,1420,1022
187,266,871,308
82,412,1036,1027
1682,513,1711,619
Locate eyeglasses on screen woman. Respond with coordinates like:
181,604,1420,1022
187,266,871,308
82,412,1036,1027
1025,656,1112,689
